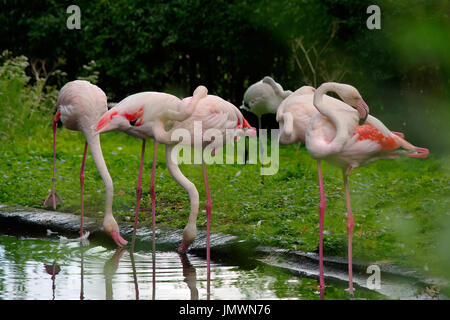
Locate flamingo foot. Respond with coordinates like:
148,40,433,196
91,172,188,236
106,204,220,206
43,192,63,209
111,231,128,247
178,240,190,254
407,147,429,159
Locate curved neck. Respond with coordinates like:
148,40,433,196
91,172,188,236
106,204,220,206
153,93,205,145
313,83,349,153
153,119,173,144
84,132,114,218
165,144,199,226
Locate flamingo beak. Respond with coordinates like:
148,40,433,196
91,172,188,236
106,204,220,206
178,240,190,254
356,99,369,125
111,231,128,247
240,101,251,111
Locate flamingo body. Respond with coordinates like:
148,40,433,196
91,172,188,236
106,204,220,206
241,76,291,116
47,80,127,247
94,86,255,255
95,92,182,139
304,82,429,297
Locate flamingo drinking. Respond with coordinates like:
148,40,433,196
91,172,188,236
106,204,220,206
43,80,127,247
93,88,203,248
94,86,256,275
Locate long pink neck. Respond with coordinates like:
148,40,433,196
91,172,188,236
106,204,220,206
165,144,199,227
313,83,349,154
83,131,114,219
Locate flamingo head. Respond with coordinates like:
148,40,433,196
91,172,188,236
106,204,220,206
94,107,145,134
334,83,370,125
103,215,128,247
241,81,271,113
178,224,197,254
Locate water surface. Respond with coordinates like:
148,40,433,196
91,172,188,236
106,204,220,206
0,234,386,300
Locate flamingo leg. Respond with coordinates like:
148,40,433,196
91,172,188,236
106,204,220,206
317,160,326,298
79,141,88,237
150,140,158,252
202,160,212,279
343,171,354,299
132,139,146,249
44,116,63,209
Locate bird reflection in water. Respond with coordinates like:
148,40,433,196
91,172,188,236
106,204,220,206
179,253,198,300
44,260,61,300
103,247,128,300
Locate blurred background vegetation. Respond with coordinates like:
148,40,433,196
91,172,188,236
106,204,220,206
0,0,449,296
1,0,449,153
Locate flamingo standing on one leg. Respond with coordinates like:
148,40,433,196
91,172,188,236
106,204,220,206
43,80,127,247
276,84,409,296
93,89,203,248
241,76,292,183
303,82,429,298
95,85,256,274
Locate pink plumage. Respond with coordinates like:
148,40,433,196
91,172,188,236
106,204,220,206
44,80,127,247
278,81,429,298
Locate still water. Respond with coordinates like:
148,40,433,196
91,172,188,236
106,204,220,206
0,234,385,300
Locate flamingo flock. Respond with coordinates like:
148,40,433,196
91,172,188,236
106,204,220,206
44,77,429,299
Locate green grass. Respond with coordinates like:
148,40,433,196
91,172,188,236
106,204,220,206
1,52,450,295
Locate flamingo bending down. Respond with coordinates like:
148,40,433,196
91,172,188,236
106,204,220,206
152,88,256,253
44,80,127,247
94,89,203,247
241,76,292,183
95,86,255,274
303,82,429,297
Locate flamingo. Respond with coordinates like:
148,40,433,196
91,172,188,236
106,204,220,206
277,85,406,145
93,88,203,247
241,76,292,183
302,82,429,298
43,80,127,247
94,85,255,275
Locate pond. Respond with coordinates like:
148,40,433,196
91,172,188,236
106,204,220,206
0,234,386,300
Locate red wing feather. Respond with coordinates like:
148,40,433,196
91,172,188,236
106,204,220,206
355,124,399,151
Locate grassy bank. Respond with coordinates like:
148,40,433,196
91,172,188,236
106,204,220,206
1,52,450,294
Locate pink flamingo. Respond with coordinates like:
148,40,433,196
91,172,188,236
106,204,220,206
303,82,429,298
241,76,292,183
94,88,203,247
44,80,127,247
95,86,255,274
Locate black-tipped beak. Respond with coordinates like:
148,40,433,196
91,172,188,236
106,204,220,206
356,99,369,125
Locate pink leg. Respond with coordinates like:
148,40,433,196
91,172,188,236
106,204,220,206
317,160,326,298
44,116,63,209
131,139,146,249
150,140,158,252
202,161,212,278
79,142,88,237
343,172,354,299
